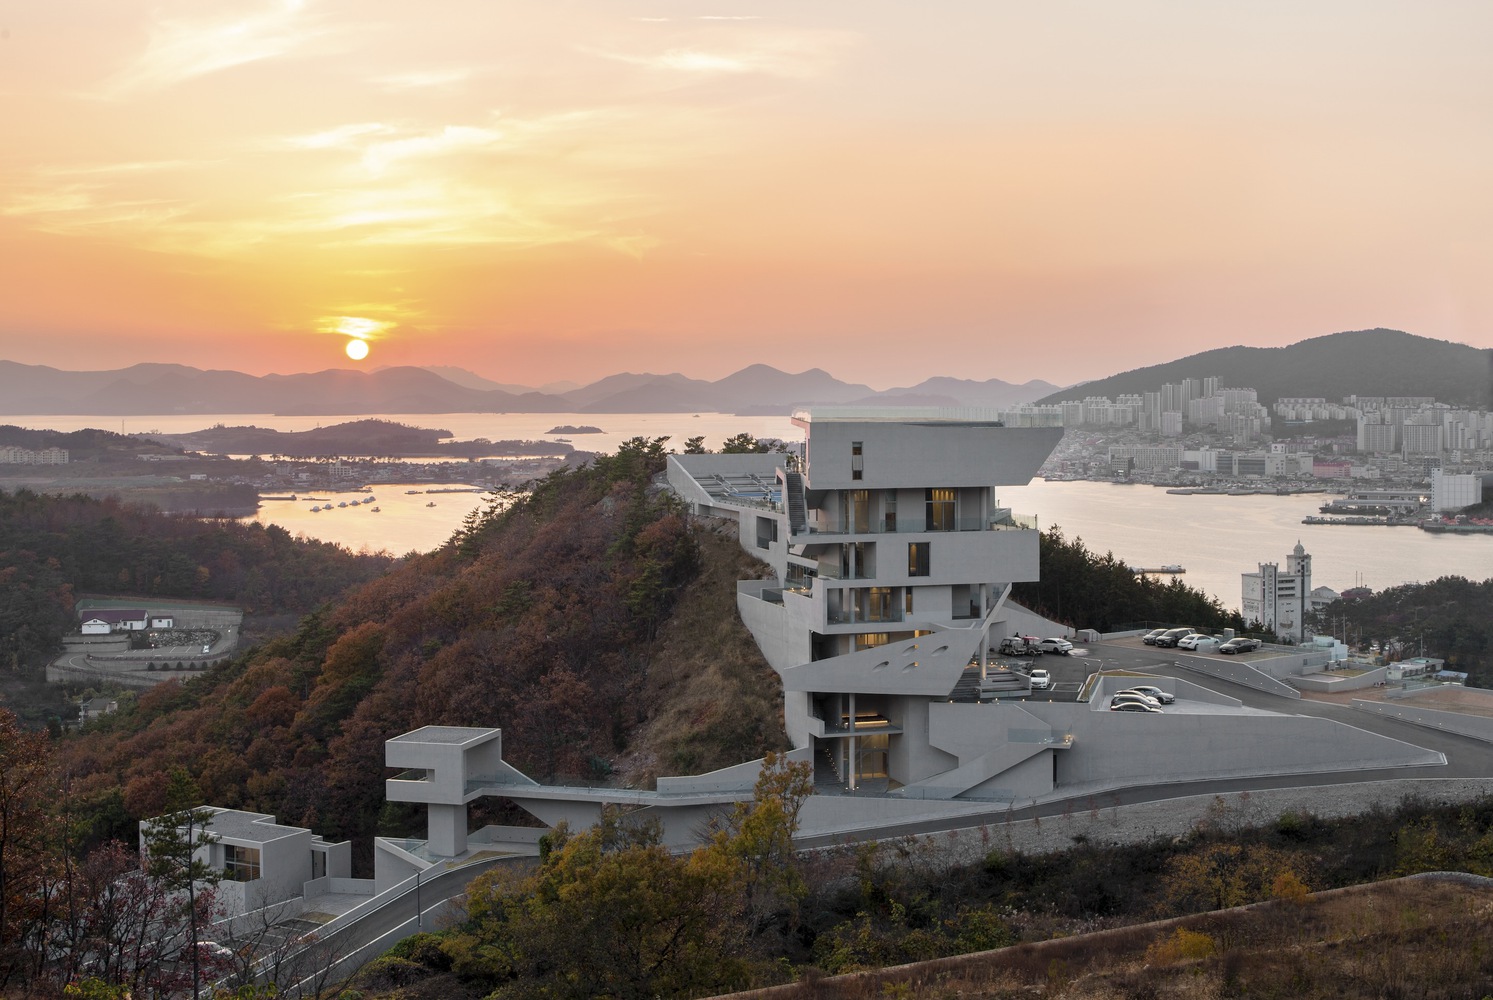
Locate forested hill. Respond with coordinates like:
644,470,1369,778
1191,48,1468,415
58,438,789,862
0,489,392,672
1036,329,1493,408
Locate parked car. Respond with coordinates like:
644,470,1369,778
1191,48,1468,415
1219,637,1262,654
1028,668,1051,690
1110,700,1163,713
1110,692,1160,709
1153,627,1197,648
1141,628,1169,645
1118,684,1175,704
999,636,1038,656
1177,633,1220,651
1037,637,1073,655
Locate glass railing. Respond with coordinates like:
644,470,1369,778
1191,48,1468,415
390,769,431,782
826,610,903,625
802,515,1035,535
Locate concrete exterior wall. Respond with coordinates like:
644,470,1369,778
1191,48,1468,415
386,727,503,806
801,421,1063,490
656,747,813,794
1011,702,1439,788
888,696,958,784
994,602,1074,640
966,751,1055,801
1352,698,1493,744
1294,667,1388,692
1170,654,1303,699
780,626,982,696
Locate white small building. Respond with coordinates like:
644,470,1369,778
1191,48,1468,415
79,609,149,633
140,808,352,917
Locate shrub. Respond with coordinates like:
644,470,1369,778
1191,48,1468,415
1145,926,1217,966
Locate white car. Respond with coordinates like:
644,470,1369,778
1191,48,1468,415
1110,700,1163,713
1177,634,1219,651
1118,685,1175,705
1028,668,1052,690
1037,638,1073,655
1110,691,1160,707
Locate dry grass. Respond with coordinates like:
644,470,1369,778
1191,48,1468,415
616,520,790,787
708,875,1493,999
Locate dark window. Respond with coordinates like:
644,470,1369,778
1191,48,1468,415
925,488,956,531
755,515,777,549
907,542,929,576
851,441,863,480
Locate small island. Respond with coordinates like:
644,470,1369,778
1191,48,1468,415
546,424,604,435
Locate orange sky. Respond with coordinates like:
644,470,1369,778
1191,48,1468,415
2,1,1491,389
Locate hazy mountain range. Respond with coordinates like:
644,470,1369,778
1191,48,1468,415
0,360,1060,416
1,329,1484,417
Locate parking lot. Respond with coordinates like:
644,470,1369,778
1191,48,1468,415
965,633,1281,705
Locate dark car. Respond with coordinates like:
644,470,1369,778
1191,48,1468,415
1141,628,1169,645
1154,627,1197,648
1219,637,1262,655
1110,701,1163,713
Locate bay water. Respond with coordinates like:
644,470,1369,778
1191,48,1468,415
10,413,1492,607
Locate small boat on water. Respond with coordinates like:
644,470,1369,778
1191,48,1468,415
405,490,423,495
337,501,348,508
309,505,321,512
426,501,437,507
370,507,380,512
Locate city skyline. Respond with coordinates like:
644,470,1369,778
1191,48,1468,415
3,2,1492,388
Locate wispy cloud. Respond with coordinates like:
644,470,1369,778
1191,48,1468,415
588,28,854,78
359,125,503,176
372,68,475,91
288,123,392,150
98,0,331,97
38,160,207,178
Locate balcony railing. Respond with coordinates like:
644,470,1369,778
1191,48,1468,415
801,514,1036,536
826,609,903,625
390,769,431,783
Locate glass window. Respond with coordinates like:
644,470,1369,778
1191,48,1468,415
866,587,894,622
851,442,863,481
926,488,956,531
850,490,870,533
907,542,929,576
224,844,261,882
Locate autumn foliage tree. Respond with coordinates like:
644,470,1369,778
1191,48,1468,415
440,754,813,999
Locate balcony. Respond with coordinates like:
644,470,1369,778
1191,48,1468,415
801,514,1036,536
826,609,903,625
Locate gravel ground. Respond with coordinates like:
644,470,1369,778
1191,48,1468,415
920,777,1493,865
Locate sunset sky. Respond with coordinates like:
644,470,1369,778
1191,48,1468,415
3,1,1491,389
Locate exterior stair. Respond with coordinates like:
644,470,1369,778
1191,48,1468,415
784,470,807,535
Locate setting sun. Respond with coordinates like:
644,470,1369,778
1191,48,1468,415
345,339,370,361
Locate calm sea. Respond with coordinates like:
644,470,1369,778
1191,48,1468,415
10,413,1492,605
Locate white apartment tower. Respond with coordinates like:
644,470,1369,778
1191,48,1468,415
1241,542,1335,643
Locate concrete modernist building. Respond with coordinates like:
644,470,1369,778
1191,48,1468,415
668,408,1075,800
140,808,352,916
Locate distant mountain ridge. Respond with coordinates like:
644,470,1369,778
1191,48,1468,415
16,328,1478,417
1035,329,1493,409
0,360,1061,416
